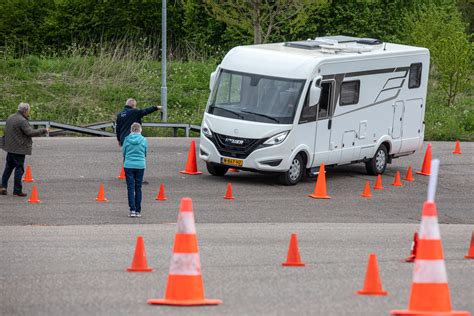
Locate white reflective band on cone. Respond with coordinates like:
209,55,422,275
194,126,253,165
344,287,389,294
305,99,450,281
419,217,441,240
413,260,448,283
169,253,202,276
177,212,196,234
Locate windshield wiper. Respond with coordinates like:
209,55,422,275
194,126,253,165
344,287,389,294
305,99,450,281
240,110,280,123
210,106,244,119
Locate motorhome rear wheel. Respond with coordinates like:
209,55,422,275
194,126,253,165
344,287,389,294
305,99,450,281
365,145,388,175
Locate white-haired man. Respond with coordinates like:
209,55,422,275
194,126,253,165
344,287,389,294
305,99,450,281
1,103,48,196
116,98,161,147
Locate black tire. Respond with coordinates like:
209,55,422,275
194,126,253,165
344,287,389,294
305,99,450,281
278,154,304,185
365,144,388,175
206,162,229,176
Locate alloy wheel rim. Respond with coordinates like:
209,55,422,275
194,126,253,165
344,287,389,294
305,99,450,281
289,158,301,181
375,150,386,172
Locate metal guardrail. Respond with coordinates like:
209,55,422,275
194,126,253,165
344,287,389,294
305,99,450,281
0,121,201,137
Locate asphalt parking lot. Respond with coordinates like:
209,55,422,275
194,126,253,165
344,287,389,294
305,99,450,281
0,139,473,315
0,139,473,226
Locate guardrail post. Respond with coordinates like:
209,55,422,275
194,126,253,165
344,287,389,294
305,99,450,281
46,122,51,137
185,126,190,138
173,127,177,137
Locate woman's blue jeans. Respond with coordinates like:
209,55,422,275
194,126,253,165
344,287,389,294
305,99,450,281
124,168,144,213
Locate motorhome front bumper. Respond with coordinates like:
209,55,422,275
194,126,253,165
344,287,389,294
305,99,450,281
199,134,292,171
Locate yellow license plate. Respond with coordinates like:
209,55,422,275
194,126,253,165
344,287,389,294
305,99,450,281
222,157,243,167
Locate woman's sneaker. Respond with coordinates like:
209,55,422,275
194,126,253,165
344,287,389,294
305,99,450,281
135,212,142,217
129,211,136,217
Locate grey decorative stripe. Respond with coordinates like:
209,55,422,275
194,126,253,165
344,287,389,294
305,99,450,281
382,75,407,90
320,66,411,118
346,67,395,77
375,71,408,103
333,89,401,118
395,66,410,72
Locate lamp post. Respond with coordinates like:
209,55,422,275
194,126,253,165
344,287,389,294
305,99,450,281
161,0,167,122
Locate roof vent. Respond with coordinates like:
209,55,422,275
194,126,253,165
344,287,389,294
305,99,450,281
356,38,383,45
284,40,323,50
284,35,384,53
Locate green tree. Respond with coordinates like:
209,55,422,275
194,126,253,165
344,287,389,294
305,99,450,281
203,0,329,45
0,0,54,55
406,4,473,107
180,0,227,59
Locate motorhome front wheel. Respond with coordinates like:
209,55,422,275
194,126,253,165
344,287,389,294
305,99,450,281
206,162,229,177
279,154,304,186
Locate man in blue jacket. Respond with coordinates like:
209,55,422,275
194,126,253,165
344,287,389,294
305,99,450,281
116,98,161,146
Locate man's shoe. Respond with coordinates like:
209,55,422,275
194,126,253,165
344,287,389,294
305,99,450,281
135,213,142,218
0,188,7,195
142,180,149,185
129,211,136,218
13,192,27,197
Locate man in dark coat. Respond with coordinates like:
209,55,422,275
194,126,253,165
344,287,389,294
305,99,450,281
1,103,48,196
116,98,161,146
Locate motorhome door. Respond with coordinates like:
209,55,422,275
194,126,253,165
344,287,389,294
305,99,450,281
313,81,334,165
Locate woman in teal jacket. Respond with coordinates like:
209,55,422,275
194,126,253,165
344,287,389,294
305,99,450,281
122,123,148,217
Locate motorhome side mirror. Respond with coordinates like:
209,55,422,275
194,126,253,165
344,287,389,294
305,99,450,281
315,77,322,87
309,83,321,107
209,70,218,91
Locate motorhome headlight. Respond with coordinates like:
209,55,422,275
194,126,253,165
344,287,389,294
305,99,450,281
202,125,212,138
263,131,289,147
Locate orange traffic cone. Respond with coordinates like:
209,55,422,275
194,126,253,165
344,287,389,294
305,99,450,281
180,140,202,175
155,183,168,201
96,183,108,202
361,181,372,198
224,183,234,200
23,164,35,182
127,236,153,272
28,185,41,203
148,197,222,306
228,168,239,173
392,171,403,187
465,232,474,259
309,163,330,199
404,166,415,182
118,166,125,180
416,143,432,176
405,232,418,263
453,140,462,155
282,233,305,267
392,159,470,316
357,253,388,296
374,175,384,190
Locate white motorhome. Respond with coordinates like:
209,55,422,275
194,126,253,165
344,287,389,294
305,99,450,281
199,35,430,185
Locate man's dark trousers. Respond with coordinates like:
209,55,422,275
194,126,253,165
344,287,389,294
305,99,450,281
1,153,25,194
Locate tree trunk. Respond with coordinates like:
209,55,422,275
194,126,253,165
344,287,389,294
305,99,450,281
251,0,262,44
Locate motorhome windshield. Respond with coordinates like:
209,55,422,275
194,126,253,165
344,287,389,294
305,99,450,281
208,70,305,124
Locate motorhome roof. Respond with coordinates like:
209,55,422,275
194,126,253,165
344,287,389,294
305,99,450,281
220,36,428,79
251,37,425,58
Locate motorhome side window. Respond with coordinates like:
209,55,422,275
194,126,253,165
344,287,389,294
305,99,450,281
317,82,332,119
339,80,360,106
409,63,422,89
299,83,315,123
299,81,332,123
208,69,305,124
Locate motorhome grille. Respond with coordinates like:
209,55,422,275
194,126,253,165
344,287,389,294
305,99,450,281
211,133,262,159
